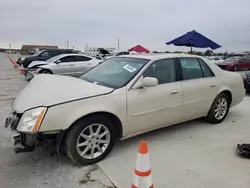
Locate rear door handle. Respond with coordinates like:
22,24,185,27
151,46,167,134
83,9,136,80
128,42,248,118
210,84,216,87
170,90,179,95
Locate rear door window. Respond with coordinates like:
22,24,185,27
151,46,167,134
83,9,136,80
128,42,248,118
51,51,61,56
75,56,92,61
198,59,214,77
180,58,203,80
59,56,76,63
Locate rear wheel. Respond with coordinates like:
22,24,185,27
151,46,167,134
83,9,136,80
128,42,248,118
207,93,230,124
65,115,116,165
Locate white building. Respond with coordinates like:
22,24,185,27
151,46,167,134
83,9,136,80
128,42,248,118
84,47,116,56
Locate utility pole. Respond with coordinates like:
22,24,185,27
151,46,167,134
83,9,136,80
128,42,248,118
66,40,69,49
117,38,120,51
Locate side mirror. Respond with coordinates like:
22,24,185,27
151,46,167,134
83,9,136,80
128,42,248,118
55,60,61,64
133,77,158,89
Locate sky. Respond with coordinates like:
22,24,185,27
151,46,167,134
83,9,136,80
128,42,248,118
0,0,250,52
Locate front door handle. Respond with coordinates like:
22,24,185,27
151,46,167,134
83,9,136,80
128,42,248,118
170,90,179,95
210,84,216,87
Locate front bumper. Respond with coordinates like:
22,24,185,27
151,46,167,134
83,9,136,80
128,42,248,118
5,112,64,154
5,112,36,152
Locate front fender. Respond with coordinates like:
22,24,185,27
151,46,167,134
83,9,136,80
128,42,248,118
39,89,127,133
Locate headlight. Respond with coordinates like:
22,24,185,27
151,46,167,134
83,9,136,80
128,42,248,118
21,57,25,61
17,107,47,133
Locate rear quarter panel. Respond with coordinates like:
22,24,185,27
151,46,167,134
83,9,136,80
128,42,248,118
217,71,245,107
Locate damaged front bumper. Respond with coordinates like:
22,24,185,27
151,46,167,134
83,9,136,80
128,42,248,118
5,112,37,153
24,69,35,81
5,112,64,154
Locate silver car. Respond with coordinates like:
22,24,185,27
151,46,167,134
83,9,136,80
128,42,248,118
26,54,102,80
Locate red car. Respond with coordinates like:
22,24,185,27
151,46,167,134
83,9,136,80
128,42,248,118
216,56,250,71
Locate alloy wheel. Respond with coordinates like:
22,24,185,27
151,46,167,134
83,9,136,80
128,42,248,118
76,123,110,159
214,97,228,120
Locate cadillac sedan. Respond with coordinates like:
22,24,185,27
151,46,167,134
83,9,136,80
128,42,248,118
5,54,245,165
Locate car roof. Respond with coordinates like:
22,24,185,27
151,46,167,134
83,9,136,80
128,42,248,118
118,53,205,61
55,53,93,58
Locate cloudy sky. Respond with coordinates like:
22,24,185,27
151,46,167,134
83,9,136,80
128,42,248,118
0,0,249,52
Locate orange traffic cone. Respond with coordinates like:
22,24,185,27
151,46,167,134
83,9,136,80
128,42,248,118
131,140,153,188
20,67,25,74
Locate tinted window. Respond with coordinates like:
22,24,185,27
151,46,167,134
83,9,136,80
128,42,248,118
180,58,203,80
40,51,49,57
143,59,176,84
51,51,61,56
59,56,75,63
75,56,92,61
198,59,214,77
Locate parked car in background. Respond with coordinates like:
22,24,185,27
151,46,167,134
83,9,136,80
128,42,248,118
207,56,224,63
20,49,75,68
25,54,102,80
102,51,131,60
5,54,245,165
216,56,250,71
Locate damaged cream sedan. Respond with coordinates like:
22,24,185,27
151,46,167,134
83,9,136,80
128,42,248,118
5,54,245,165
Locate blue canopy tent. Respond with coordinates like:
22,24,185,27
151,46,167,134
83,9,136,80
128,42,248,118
166,30,221,52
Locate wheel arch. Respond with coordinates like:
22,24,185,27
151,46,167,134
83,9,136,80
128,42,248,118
217,86,232,105
220,90,232,105
38,68,53,74
65,111,123,139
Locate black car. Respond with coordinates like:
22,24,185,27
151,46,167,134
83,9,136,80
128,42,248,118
243,71,250,92
20,49,74,68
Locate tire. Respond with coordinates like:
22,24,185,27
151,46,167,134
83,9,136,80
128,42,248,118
233,65,238,71
65,115,116,165
207,93,230,124
38,69,52,74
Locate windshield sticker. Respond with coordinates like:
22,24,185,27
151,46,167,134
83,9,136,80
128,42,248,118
123,64,136,73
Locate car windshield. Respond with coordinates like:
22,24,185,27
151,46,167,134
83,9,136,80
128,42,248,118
31,51,43,56
224,57,240,62
79,57,149,88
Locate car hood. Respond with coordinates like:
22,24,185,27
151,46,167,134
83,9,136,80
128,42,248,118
13,74,114,113
28,61,49,68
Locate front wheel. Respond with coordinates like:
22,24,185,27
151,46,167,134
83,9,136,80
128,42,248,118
207,93,230,124
38,69,52,74
65,115,116,165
